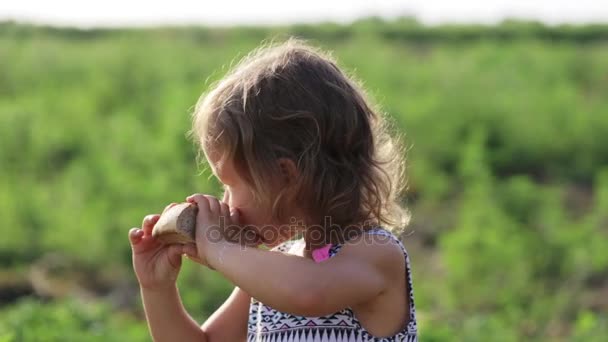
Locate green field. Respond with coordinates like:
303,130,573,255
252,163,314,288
0,19,607,341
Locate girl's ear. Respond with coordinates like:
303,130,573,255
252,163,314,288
278,158,298,186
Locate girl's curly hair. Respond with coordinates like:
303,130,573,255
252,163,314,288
189,38,409,233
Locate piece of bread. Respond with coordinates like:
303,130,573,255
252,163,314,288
152,203,198,244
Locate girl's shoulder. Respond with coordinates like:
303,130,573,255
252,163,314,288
269,227,412,270
329,226,411,262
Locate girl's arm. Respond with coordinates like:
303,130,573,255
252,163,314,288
188,194,404,317
202,235,403,317
141,285,207,342
201,286,251,341
142,285,250,342
186,191,403,317
132,205,251,342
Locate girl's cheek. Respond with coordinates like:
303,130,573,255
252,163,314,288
243,209,262,227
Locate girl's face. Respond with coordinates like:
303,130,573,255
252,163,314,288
205,149,297,247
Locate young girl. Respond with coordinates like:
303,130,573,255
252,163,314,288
128,39,418,342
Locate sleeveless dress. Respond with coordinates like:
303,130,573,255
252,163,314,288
247,227,418,342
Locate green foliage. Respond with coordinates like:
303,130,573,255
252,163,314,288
0,19,607,340
0,298,148,341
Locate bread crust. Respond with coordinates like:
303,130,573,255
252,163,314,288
152,203,198,244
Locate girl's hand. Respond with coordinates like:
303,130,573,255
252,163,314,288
128,203,200,291
185,194,242,263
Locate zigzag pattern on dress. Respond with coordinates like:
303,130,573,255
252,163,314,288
247,227,418,342
246,327,419,342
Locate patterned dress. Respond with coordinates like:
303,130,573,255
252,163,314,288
247,227,418,342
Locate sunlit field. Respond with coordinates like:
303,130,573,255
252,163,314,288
1,19,607,341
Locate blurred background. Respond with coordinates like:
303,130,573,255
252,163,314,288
1,1,607,341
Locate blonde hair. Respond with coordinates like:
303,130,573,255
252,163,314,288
189,38,409,232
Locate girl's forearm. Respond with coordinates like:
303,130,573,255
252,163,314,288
204,241,319,313
141,285,207,342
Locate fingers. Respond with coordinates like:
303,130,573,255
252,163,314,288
165,243,201,269
187,193,222,214
187,193,210,212
129,227,161,254
204,195,220,213
220,201,230,220
182,243,198,258
128,228,144,246
166,244,184,269
187,193,227,224
137,204,177,241
187,194,213,234
187,194,231,251
142,214,160,236
230,207,241,225
182,243,211,268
